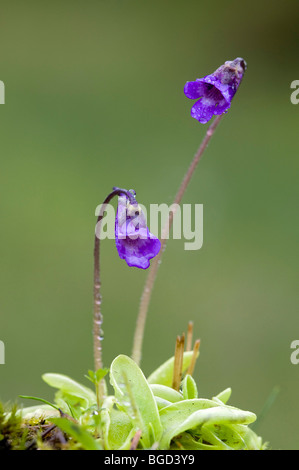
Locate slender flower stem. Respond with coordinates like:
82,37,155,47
93,187,136,404
132,114,224,365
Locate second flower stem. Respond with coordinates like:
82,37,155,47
131,114,224,365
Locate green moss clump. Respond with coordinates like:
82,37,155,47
0,402,28,450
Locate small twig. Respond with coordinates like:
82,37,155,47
130,429,142,450
187,339,201,376
55,428,68,445
58,408,77,423
25,408,76,450
186,321,194,351
25,424,56,450
172,334,185,391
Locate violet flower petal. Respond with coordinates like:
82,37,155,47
184,80,207,99
191,99,215,124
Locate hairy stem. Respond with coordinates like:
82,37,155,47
132,114,223,365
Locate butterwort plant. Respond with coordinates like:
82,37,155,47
16,58,269,450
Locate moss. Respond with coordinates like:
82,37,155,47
0,402,72,450
0,402,27,450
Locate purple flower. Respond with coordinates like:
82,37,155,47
115,195,161,269
184,58,247,124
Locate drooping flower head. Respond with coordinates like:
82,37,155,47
184,58,247,124
115,191,161,269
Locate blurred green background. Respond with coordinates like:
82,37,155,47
0,0,298,449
